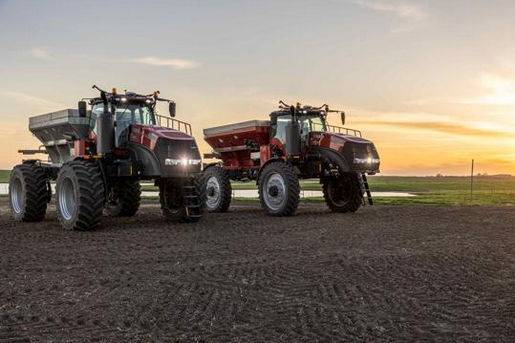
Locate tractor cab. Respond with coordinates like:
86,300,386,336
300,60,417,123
270,105,329,151
85,89,172,148
269,102,360,158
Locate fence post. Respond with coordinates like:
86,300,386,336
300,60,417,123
470,159,474,201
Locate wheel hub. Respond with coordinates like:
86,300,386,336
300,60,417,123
268,185,279,197
263,173,286,211
206,176,221,209
59,177,77,221
10,178,23,214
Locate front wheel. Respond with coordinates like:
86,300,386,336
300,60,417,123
159,176,206,223
204,165,232,212
322,173,363,213
258,161,300,216
56,160,105,231
105,180,141,217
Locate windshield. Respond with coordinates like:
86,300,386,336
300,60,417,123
90,103,155,130
300,115,327,133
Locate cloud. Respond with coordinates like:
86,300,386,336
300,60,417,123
353,0,426,21
459,73,515,106
358,120,514,138
0,91,66,110
352,0,426,32
29,48,55,61
403,73,515,107
132,57,199,69
27,49,199,70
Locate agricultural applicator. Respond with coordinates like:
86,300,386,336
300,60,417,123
9,86,206,230
203,101,380,216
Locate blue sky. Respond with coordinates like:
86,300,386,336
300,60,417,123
1,0,514,174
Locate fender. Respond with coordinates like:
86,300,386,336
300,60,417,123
256,157,286,185
127,141,161,177
309,146,350,173
202,162,222,171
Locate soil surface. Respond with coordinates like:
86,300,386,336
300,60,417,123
1,199,515,342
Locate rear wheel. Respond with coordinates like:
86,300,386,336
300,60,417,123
323,173,363,213
258,161,299,216
105,180,141,217
56,160,105,231
9,164,49,222
204,165,231,212
159,175,206,223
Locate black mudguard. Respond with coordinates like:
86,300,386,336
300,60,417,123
128,142,161,177
309,146,351,172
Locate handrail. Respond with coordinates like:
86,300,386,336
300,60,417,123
155,114,192,136
326,124,362,138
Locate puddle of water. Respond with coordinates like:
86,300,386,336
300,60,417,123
231,190,415,198
1,183,415,198
142,189,415,198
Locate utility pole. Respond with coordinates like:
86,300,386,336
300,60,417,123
471,159,474,201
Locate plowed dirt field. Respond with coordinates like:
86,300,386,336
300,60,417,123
1,200,515,342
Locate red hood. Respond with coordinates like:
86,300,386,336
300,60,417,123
130,124,194,150
309,132,372,153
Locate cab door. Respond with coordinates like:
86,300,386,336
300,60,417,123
270,114,291,151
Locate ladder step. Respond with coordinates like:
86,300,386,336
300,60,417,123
361,173,373,206
361,174,374,205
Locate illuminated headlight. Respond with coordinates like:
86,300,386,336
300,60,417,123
145,99,152,104
121,97,127,102
353,157,380,164
165,158,202,166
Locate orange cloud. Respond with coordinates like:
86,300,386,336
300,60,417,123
358,120,514,138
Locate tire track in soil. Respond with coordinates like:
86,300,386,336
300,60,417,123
2,200,515,341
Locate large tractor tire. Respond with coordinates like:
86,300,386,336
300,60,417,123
56,160,105,231
9,164,49,222
258,161,300,216
323,173,363,213
203,165,232,212
105,180,141,217
159,175,206,223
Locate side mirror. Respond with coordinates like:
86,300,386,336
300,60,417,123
169,102,176,117
78,101,87,118
341,112,346,126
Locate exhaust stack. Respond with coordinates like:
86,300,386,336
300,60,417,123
96,91,114,155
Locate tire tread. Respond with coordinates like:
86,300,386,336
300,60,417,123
204,166,232,212
322,174,363,213
258,161,300,216
56,160,105,231
9,164,49,222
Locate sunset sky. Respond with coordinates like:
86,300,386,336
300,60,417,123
0,0,514,175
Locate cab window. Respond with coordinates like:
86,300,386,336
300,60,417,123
89,103,155,133
271,115,291,144
300,116,327,133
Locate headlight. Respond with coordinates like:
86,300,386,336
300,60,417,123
165,158,202,166
353,157,380,164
